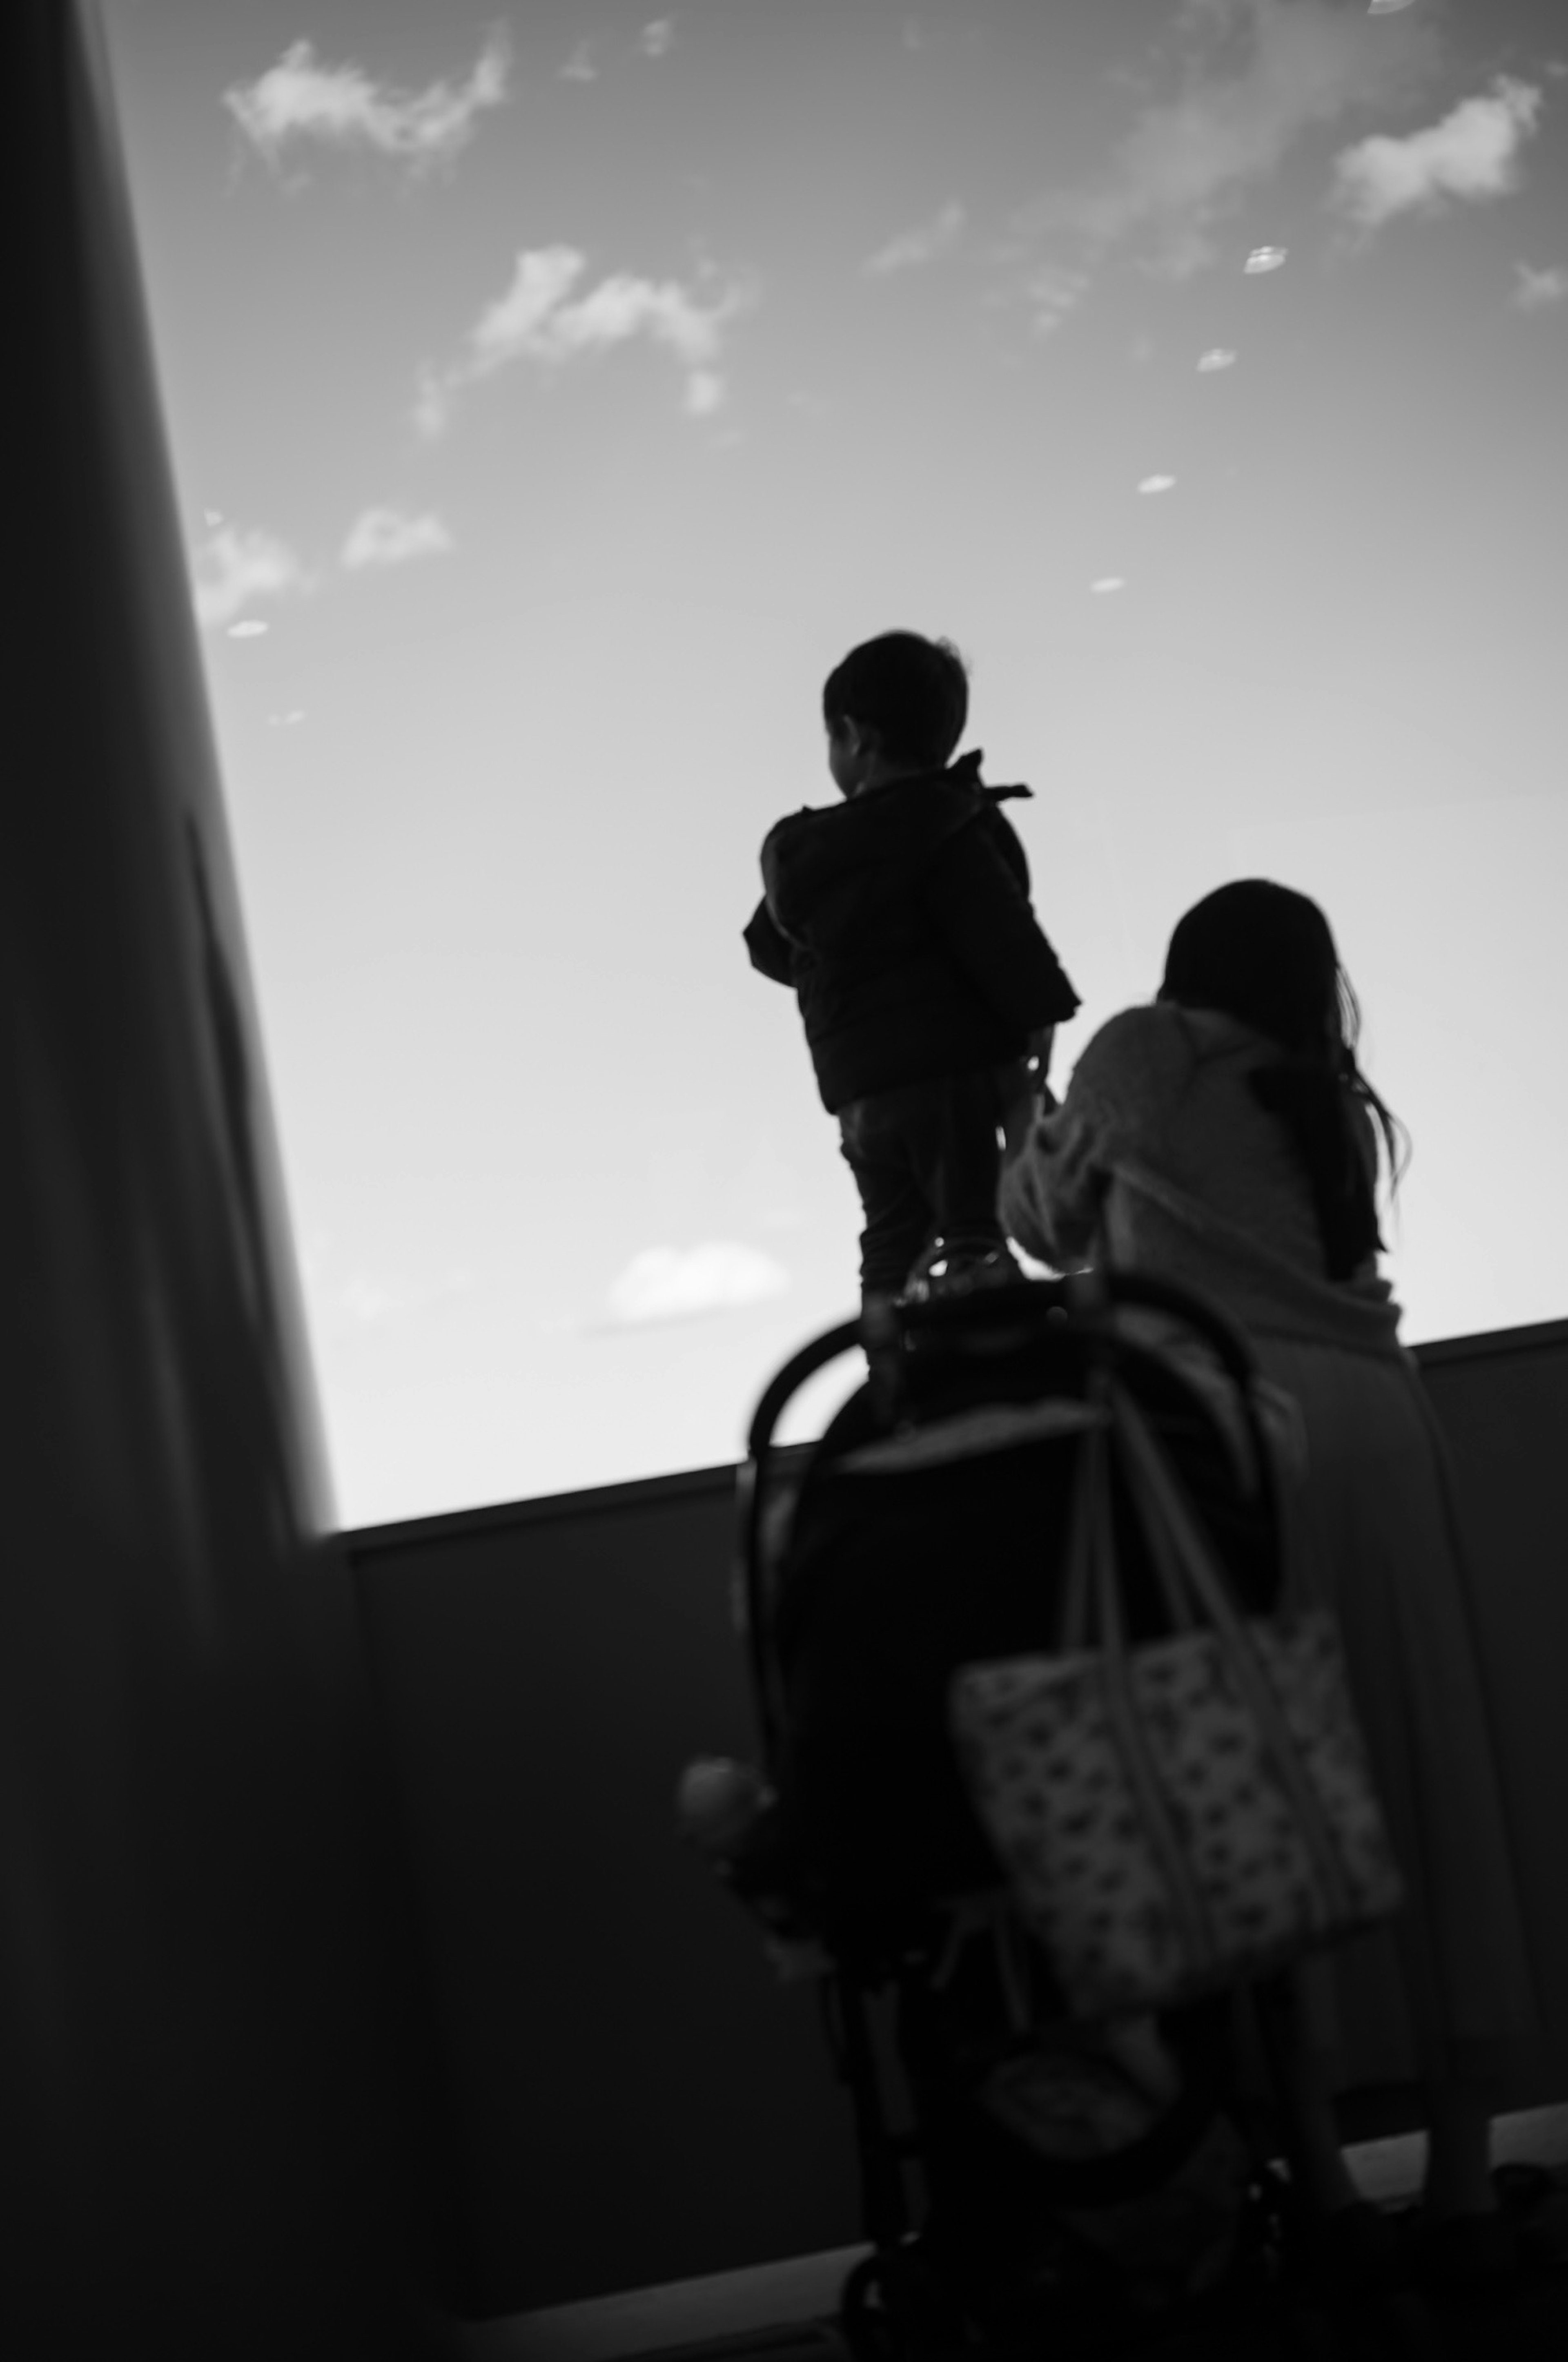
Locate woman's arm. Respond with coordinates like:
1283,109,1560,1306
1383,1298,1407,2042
999,1096,1106,1269
998,1007,1161,1268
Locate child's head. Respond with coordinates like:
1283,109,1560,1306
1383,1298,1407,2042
822,631,968,797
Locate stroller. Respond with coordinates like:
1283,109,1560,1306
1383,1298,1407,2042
688,1271,1437,2359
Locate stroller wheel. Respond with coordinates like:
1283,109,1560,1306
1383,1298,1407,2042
839,2246,975,2362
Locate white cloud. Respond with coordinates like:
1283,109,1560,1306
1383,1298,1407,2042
1331,76,1544,228
472,245,590,363
316,1265,474,1339
601,1242,789,1326
684,370,727,418
192,524,310,630
1026,262,1091,335
1513,260,1568,311
228,620,269,640
224,29,510,170
414,246,586,432
341,506,453,570
339,1277,399,1323
641,20,675,59
415,245,751,433
561,41,597,83
412,377,453,440
1368,0,1418,15
1091,576,1127,594
865,201,965,275
1138,473,1177,493
1013,0,1432,286
1244,243,1289,271
1197,346,1239,370
538,272,727,366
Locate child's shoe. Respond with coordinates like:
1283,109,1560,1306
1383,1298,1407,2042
901,1237,1027,1303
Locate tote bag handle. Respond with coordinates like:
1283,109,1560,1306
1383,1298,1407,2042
1056,1363,1189,1654
1055,1370,1216,1974
1107,1385,1354,1929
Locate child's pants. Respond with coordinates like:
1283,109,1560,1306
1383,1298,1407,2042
837,1064,1026,1299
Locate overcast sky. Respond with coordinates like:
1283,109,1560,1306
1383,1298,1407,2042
105,0,1568,1527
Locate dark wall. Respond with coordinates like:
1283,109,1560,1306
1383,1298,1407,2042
353,1463,858,2322
351,1320,1568,2321
1419,1325,1568,2084
2,7,445,2354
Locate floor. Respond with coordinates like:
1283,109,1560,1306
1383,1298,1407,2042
442,2106,1568,2362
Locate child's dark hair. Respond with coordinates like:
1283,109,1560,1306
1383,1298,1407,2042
822,631,969,769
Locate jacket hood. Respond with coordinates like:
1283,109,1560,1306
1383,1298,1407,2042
761,749,1031,951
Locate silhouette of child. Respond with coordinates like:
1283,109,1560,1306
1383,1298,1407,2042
744,631,1080,1301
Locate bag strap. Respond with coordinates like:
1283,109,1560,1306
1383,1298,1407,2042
1080,1392,1218,1978
1111,1396,1198,1639
1059,1365,1203,1649
1056,1377,1108,1652
1109,1383,1354,1927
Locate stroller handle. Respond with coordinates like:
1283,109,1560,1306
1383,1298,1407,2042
744,1319,865,1467
744,1272,1263,1469
736,1271,1275,1784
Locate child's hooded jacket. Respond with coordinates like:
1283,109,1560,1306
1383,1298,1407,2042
744,749,1080,1113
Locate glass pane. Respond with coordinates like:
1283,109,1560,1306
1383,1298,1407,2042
105,2,1568,1525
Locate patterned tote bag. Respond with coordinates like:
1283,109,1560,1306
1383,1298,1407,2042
948,1365,1404,2019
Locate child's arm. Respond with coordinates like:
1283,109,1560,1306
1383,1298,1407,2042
743,898,797,985
999,1029,1058,1162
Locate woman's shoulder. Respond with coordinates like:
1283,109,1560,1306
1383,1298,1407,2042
1067,1001,1200,1097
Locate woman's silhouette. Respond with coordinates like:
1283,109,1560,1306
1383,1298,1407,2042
1000,879,1542,2294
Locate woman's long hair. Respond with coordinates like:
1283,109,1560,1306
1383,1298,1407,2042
1157,880,1409,1281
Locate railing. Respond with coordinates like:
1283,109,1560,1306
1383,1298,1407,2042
350,1317,1568,2321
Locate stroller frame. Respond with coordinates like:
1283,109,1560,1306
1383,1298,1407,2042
731,1272,1430,2358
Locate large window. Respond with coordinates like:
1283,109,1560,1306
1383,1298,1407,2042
108,2,1567,1527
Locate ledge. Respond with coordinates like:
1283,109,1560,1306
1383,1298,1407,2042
345,1318,1568,1561
1408,1314,1568,1369
347,1459,746,1559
